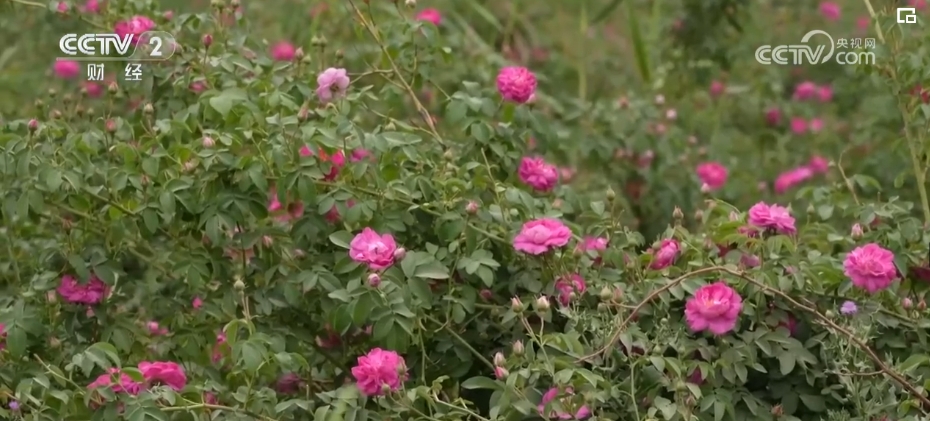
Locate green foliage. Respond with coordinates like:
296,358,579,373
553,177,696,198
2,0,930,421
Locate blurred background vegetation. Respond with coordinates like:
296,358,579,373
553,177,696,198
0,0,920,242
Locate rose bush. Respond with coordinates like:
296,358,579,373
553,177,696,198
2,0,930,421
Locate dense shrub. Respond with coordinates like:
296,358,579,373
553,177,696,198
2,0,930,421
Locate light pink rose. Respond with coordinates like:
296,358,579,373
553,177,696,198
349,228,397,270
747,202,796,234
316,68,350,103
513,218,572,255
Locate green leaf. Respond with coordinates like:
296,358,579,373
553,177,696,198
899,354,930,372
41,167,62,191
94,264,118,286
6,325,26,358
329,231,354,249
88,342,121,366
654,396,676,420
799,395,826,412
372,316,394,340
68,255,90,281
714,398,726,421
381,131,422,147
240,341,264,373
778,353,796,375
209,88,248,117
408,277,433,306
414,260,449,279
648,356,665,373
460,376,500,390
817,204,834,220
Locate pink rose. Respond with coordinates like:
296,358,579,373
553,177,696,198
793,81,818,100
518,157,559,192
84,82,103,98
351,348,406,396
497,66,537,103
513,218,572,255
773,166,814,194
274,373,303,394
684,281,743,335
114,15,155,45
326,200,356,223
538,387,591,420
300,146,346,181
87,368,142,395
650,239,679,270
688,369,705,385
765,107,782,126
809,118,824,133
349,228,397,270
695,162,728,190
53,60,80,79
316,67,350,103
57,274,108,305
270,41,295,61
82,0,100,13
709,80,725,97
350,148,372,162
576,236,607,254
844,243,897,293
267,189,305,223
820,1,841,20
817,85,833,102
808,155,829,173
554,274,586,306
790,117,808,134
416,8,442,25
747,202,796,235
740,253,761,268
138,361,187,391
857,16,871,31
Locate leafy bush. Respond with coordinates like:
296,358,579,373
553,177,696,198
2,0,930,421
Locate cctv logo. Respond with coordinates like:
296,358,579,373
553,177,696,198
898,8,917,23
59,34,136,56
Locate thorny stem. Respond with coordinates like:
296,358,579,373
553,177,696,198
577,265,930,412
